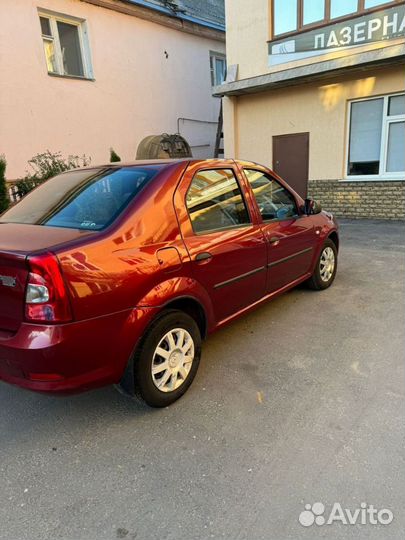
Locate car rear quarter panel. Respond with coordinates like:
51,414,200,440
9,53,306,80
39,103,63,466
54,162,194,321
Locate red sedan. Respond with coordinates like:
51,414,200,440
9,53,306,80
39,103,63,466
0,160,339,406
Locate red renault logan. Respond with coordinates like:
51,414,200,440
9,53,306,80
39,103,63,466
0,160,338,407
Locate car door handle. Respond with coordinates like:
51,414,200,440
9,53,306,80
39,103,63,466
195,252,213,262
269,236,280,246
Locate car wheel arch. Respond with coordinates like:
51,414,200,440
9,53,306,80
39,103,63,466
161,296,208,339
117,295,209,398
136,276,215,331
328,230,339,251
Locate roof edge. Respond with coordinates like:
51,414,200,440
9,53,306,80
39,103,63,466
125,0,225,31
82,0,225,32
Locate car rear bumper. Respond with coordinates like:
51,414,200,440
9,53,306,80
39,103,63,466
0,307,155,394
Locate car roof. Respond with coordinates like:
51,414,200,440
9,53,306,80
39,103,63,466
67,158,263,172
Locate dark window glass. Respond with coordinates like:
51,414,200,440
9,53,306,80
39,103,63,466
40,16,52,36
186,169,250,234
244,170,298,221
57,21,84,76
0,167,163,230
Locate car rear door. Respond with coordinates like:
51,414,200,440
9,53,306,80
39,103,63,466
241,167,317,293
174,162,267,323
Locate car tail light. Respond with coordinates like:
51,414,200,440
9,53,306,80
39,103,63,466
25,252,72,323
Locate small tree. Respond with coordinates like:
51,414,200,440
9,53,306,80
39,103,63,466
15,150,90,197
0,155,9,213
27,150,91,181
110,148,121,162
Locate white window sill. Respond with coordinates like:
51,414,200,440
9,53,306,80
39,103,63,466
48,72,95,82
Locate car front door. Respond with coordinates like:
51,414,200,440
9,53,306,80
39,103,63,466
242,168,317,294
174,163,267,323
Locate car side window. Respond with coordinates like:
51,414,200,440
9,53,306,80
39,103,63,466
186,169,251,234
244,169,298,221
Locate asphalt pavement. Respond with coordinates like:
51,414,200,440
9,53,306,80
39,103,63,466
0,219,404,540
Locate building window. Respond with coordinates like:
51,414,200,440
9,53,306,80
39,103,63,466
274,0,298,35
303,0,325,26
347,93,405,178
330,0,358,19
365,0,394,6
272,0,402,38
210,53,226,86
38,11,93,78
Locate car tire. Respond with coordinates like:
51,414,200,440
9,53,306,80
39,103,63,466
132,309,202,407
307,238,338,291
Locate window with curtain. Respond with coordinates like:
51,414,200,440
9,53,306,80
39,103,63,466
347,94,405,177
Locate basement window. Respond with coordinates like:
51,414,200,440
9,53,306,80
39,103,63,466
38,11,93,79
347,93,405,178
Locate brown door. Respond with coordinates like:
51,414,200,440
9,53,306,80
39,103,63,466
273,133,309,198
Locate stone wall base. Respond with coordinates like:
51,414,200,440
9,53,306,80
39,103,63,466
308,180,405,220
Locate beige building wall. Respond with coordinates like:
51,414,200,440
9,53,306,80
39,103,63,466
0,0,225,179
223,0,405,171
222,0,405,219
225,0,269,80
226,67,404,179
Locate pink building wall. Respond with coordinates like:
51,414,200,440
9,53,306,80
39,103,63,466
0,0,225,178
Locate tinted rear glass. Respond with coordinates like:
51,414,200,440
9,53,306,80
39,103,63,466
0,166,162,230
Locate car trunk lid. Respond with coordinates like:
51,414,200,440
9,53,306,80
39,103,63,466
0,250,29,332
0,224,95,332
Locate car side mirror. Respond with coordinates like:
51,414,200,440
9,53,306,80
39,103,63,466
302,198,322,216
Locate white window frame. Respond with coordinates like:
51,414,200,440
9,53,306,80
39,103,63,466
345,92,405,181
38,9,94,79
210,52,227,87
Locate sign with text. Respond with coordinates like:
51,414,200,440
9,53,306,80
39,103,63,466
270,4,405,55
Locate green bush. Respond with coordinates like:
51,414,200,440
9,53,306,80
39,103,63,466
15,150,90,197
110,148,121,162
0,155,8,213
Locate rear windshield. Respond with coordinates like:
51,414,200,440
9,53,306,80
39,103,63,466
0,166,163,230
